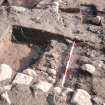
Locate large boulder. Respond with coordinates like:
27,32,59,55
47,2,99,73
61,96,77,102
71,89,92,105
13,73,33,85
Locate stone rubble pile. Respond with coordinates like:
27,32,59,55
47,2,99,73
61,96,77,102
0,60,104,105
0,36,105,105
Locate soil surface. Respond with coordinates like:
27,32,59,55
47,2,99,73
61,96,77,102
0,38,41,71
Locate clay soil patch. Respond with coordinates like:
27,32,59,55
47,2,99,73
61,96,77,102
0,38,38,71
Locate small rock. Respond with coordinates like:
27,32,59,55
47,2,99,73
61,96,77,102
47,68,57,76
81,64,95,74
11,6,26,12
62,88,74,97
31,81,52,92
54,87,73,96
23,68,37,78
47,77,56,83
93,96,104,105
54,87,62,95
0,64,13,81
79,56,91,64
71,89,92,105
13,73,33,85
52,1,59,13
1,91,11,105
82,15,101,25
98,60,104,67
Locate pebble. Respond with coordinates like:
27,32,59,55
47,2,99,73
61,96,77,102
81,64,95,74
0,64,13,81
23,68,37,78
13,73,33,85
71,89,92,105
31,80,53,92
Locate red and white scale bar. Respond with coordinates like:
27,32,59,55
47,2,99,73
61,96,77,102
62,41,75,87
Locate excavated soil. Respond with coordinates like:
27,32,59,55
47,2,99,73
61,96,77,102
0,38,41,71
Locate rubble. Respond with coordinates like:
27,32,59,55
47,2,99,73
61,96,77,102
81,64,96,74
71,89,92,105
0,64,13,81
23,68,37,78
31,80,53,92
13,73,33,85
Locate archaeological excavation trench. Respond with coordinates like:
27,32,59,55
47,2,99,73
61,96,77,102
0,23,105,105
0,0,105,105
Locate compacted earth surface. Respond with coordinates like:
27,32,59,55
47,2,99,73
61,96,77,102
0,0,105,105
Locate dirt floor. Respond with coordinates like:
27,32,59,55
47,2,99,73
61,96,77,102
0,38,41,71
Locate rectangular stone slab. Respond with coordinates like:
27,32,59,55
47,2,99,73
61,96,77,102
9,7,101,49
